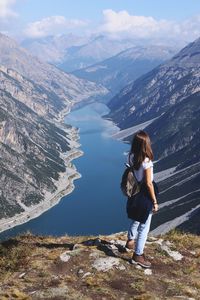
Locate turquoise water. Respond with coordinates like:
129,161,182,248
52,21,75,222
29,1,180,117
0,103,130,239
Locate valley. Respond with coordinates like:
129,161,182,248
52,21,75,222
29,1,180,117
0,33,108,234
0,31,200,237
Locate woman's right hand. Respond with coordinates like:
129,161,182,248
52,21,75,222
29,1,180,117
153,203,159,212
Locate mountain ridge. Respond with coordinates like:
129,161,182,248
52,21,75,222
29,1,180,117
107,38,200,129
106,37,200,234
0,33,108,116
0,32,106,230
72,45,176,95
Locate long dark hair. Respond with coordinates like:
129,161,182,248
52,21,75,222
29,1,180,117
130,130,153,170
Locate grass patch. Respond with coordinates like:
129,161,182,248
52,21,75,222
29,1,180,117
165,229,200,250
0,239,33,280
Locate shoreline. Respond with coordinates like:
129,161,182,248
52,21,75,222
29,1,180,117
0,101,192,237
0,104,83,235
111,118,157,140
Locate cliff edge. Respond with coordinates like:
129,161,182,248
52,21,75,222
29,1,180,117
0,230,199,299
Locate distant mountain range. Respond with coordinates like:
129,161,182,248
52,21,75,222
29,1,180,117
21,34,89,64
22,34,178,97
57,36,138,72
107,38,200,234
0,33,107,226
22,35,139,72
73,45,176,95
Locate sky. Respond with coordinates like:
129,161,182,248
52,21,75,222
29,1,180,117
1,0,200,45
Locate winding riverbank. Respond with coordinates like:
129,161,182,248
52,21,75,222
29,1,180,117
0,102,131,238
0,105,83,234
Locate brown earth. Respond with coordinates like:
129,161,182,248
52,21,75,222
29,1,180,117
0,231,199,300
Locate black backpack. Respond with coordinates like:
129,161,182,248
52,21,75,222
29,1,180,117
120,164,141,198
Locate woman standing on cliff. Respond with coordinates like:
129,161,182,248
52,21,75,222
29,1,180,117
125,130,159,268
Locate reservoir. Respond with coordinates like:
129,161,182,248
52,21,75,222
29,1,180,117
0,103,130,239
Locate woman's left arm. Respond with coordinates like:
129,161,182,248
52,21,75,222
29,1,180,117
144,168,158,212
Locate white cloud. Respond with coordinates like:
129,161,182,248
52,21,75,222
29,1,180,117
24,16,89,38
100,10,156,35
0,0,17,18
98,10,171,38
97,9,200,45
181,15,200,39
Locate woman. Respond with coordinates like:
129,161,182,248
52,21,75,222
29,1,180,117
125,130,158,268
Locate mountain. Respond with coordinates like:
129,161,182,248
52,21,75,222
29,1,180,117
0,32,108,229
0,67,70,220
148,92,200,234
107,37,200,234
0,231,199,299
22,35,135,72
73,45,176,94
0,65,65,118
21,34,89,64
56,35,136,72
0,33,108,115
108,38,200,129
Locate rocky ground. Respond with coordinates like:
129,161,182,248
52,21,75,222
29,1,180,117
0,231,199,300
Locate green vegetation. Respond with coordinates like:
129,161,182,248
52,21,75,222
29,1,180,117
23,193,44,206
0,166,23,183
25,153,65,187
0,195,23,218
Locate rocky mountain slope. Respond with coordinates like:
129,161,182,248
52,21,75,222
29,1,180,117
0,33,108,114
73,45,176,95
0,231,199,299
0,79,70,220
0,66,65,118
107,38,200,234
0,32,108,230
149,92,200,234
108,38,200,129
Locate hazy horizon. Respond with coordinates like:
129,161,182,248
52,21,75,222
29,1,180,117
1,0,200,48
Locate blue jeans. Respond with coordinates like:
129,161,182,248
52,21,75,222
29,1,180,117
127,212,152,255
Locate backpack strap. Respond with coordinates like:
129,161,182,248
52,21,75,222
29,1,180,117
130,166,139,184
127,153,137,181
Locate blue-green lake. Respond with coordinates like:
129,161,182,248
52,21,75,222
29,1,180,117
0,103,130,239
